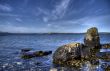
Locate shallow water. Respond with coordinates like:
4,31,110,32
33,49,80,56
0,34,110,71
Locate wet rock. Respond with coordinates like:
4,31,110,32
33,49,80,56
101,43,110,49
53,27,102,67
53,43,83,67
100,60,110,70
97,52,110,60
34,51,52,56
21,51,52,59
21,52,35,59
84,27,100,48
90,59,99,65
101,63,108,69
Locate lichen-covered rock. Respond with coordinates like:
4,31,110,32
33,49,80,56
84,27,100,48
53,43,83,67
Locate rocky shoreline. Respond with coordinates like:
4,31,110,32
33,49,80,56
53,27,110,70
20,27,110,70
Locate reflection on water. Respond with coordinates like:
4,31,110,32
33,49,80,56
0,34,110,71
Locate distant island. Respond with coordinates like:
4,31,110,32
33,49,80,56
0,31,110,35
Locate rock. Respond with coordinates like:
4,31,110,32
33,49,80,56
97,52,110,60
82,27,101,59
53,43,83,67
101,63,108,69
21,50,52,59
101,43,110,49
84,27,100,48
43,51,52,55
100,60,110,70
90,59,99,65
53,27,110,67
34,51,52,56
21,52,35,59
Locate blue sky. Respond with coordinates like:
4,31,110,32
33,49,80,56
0,0,110,33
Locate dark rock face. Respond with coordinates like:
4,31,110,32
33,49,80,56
84,27,100,48
53,43,83,67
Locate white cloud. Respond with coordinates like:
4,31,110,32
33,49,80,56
52,0,71,18
0,4,13,12
64,15,110,32
15,18,22,22
45,14,110,32
47,24,51,27
37,7,50,16
43,17,49,22
36,0,71,22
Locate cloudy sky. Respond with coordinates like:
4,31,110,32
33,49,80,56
0,0,110,33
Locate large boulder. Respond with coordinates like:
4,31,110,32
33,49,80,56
53,43,83,67
84,27,100,48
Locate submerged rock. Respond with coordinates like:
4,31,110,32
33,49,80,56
21,52,35,59
34,51,52,56
21,51,52,59
53,43,83,67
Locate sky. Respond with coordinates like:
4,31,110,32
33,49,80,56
0,0,110,33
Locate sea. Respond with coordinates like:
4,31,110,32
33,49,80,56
0,33,110,71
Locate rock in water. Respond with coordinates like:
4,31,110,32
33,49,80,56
84,27,100,48
53,43,83,67
21,51,52,59
82,27,100,59
53,27,101,67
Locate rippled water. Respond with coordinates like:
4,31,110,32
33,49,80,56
0,34,110,71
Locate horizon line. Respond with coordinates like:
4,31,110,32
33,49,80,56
0,31,110,34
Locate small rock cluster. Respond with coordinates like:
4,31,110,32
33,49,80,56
21,49,52,59
53,27,110,68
